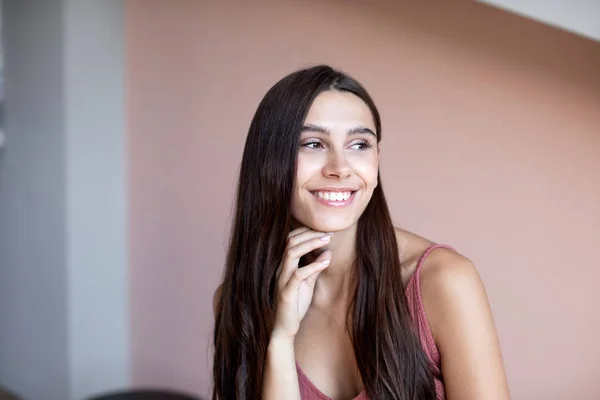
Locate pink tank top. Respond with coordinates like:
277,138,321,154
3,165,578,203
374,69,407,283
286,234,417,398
297,244,452,400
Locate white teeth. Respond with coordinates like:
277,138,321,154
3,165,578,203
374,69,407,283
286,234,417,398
314,191,353,202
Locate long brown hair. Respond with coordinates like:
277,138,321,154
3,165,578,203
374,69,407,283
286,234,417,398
213,65,436,399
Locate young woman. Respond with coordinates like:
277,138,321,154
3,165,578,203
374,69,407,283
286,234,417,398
212,65,510,400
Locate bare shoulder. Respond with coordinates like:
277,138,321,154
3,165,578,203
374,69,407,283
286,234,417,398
413,240,511,398
418,245,486,340
393,227,490,339
393,227,479,294
419,246,480,293
394,227,434,264
393,227,436,284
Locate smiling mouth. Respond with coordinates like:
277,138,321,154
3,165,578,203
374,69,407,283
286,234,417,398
310,190,357,206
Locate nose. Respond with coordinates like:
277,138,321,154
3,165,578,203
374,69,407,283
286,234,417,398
323,149,352,179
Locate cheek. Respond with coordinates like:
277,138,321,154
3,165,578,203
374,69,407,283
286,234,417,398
291,155,318,212
351,154,379,186
295,154,323,184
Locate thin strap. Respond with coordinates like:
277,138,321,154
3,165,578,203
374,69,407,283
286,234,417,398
406,243,455,367
414,244,455,285
410,243,456,313
296,362,367,400
296,362,331,400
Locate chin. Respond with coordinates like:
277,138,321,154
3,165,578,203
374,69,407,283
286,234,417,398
304,216,357,233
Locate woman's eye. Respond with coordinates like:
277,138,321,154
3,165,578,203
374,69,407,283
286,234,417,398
349,141,372,151
301,140,372,151
302,141,324,149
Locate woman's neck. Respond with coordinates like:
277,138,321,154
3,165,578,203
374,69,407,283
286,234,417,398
309,224,358,308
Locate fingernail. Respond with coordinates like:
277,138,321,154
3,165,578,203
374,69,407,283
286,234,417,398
321,259,330,265
320,235,331,242
326,232,334,235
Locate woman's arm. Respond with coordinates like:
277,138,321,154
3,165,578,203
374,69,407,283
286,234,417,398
420,249,511,399
213,286,302,400
212,228,331,399
263,335,302,400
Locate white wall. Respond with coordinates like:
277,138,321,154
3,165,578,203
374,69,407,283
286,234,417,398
477,0,600,42
0,1,69,398
0,1,129,399
64,1,129,399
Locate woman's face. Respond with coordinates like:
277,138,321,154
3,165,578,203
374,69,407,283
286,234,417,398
291,90,379,233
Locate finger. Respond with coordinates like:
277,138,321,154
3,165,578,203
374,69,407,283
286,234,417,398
287,226,310,240
276,229,331,287
275,243,328,283
287,229,332,249
278,236,332,289
278,246,330,295
276,229,312,282
283,257,331,295
304,251,331,285
304,268,324,286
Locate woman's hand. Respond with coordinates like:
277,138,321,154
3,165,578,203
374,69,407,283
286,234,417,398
271,227,332,340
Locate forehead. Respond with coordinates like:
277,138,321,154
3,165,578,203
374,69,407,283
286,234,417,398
304,90,375,131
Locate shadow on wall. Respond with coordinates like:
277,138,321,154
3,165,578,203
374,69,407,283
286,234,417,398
370,0,600,92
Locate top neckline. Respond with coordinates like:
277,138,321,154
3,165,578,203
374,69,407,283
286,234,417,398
295,243,452,400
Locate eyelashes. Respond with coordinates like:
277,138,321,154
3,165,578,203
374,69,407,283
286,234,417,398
301,139,373,151
302,140,323,150
351,141,374,151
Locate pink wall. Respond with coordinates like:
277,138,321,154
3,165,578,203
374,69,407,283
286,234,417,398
127,1,600,398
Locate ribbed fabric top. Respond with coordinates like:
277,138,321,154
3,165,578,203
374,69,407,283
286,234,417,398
297,244,452,400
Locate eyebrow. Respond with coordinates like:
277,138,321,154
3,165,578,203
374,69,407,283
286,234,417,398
301,124,377,138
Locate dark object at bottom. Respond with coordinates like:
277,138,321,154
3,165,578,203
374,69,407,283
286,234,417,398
0,385,23,400
85,389,203,400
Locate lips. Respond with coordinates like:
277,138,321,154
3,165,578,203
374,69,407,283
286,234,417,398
309,189,358,207
313,191,352,201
